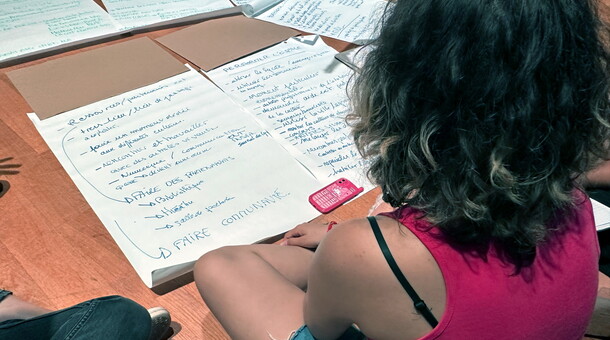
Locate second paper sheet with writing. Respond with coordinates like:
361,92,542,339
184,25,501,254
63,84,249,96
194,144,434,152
101,0,234,30
0,0,123,63
234,0,387,44
207,36,372,190
29,68,322,287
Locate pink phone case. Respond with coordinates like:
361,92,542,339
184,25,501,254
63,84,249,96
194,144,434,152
309,178,364,213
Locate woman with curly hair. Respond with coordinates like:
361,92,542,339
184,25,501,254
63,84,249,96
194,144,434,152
194,0,610,339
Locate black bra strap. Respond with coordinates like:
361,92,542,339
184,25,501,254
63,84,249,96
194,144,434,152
367,216,439,328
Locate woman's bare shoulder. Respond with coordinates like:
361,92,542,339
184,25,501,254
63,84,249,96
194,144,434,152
320,215,421,253
310,215,446,338
314,215,427,287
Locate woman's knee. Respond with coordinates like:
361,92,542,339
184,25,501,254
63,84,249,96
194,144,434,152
196,246,241,278
194,246,256,291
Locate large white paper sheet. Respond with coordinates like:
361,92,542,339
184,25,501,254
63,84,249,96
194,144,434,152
236,0,387,44
29,69,322,287
0,0,123,63
207,36,372,189
101,0,235,30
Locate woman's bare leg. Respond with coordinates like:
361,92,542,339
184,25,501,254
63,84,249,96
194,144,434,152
194,244,314,340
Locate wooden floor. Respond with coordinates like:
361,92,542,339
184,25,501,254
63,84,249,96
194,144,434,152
0,5,609,340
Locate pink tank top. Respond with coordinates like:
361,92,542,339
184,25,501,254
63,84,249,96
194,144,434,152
381,192,600,339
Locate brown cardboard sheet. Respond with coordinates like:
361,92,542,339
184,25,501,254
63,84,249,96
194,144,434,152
156,14,299,71
8,37,188,120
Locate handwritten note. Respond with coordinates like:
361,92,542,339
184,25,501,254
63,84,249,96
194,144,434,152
206,37,372,189
0,0,123,63
29,68,322,287
102,0,234,30
237,0,387,44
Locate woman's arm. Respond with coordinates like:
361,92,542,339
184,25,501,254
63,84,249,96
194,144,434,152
302,220,370,339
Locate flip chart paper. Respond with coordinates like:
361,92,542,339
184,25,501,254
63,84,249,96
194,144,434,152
236,0,387,44
207,36,372,190
101,0,235,30
0,0,124,64
29,68,322,287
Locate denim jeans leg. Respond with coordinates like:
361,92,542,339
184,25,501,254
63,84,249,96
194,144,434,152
0,295,152,340
288,325,366,340
0,290,12,303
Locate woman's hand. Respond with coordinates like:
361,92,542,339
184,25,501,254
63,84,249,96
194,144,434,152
280,221,334,249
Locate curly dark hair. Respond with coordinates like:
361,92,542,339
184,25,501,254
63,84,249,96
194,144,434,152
348,0,610,269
